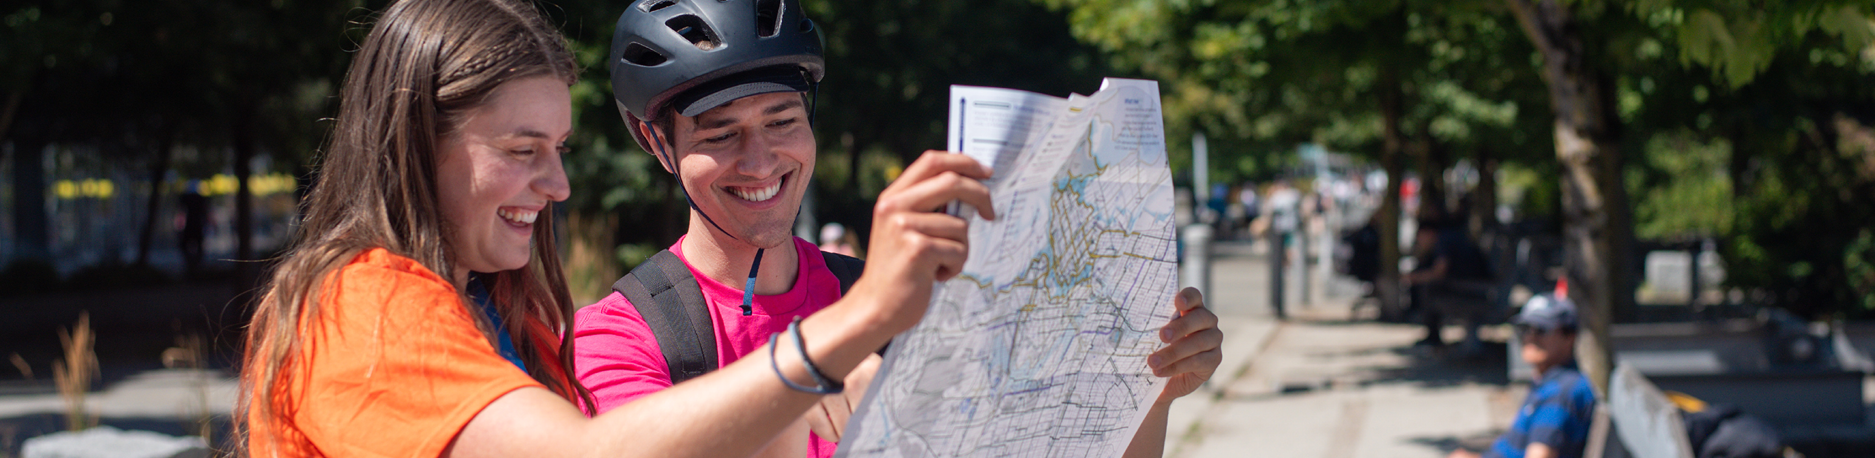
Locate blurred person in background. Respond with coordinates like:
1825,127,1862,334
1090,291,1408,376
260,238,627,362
1448,292,1595,458
177,180,209,274
1238,182,1260,239
1405,214,1494,353
1267,180,1302,263
1207,183,1231,235
819,222,858,257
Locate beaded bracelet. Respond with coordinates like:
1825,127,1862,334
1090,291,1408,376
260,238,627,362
768,318,844,394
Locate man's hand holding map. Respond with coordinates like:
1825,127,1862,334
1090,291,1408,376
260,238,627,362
838,78,1182,458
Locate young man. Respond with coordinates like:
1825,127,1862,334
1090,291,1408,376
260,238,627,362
574,1,1223,457
1449,293,1597,458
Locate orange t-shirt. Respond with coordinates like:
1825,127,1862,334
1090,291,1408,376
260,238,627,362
248,248,543,457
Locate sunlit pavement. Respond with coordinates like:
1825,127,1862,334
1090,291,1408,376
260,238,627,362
0,368,236,453
1167,238,1525,458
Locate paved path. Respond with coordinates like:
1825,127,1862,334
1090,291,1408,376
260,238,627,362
1166,239,1526,458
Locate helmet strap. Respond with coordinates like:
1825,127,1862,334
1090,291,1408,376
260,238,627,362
640,119,744,244
806,79,820,127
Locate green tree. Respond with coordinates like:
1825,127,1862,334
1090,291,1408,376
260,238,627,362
1614,10,1875,319
1506,0,1875,389
1038,0,1551,318
1046,0,1874,391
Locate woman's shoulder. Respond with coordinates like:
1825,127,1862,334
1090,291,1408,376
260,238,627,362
326,247,457,306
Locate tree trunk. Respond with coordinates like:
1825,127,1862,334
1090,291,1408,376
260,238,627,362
1370,6,1415,320
1509,0,1636,396
1726,128,1754,199
845,133,866,197
1412,130,1450,220
1471,147,1500,238
10,137,50,261
231,101,258,281
136,130,177,266
1377,62,1408,320
0,89,24,156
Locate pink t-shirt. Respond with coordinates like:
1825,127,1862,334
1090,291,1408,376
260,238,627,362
574,236,845,458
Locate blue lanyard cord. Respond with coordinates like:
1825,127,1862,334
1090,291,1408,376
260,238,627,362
741,248,765,316
469,276,527,372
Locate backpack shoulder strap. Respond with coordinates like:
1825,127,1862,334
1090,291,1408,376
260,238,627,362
612,249,718,385
820,251,865,296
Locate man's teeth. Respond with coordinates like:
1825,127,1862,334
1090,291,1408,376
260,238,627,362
732,182,781,202
497,209,538,224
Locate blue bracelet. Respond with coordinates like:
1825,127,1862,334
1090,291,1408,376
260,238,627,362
769,319,843,394
789,318,843,392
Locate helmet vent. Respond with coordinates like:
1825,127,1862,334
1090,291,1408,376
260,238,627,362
666,15,722,50
755,0,784,38
640,0,677,12
620,42,668,66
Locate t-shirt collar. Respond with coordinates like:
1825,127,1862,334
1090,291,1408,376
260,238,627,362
672,235,818,316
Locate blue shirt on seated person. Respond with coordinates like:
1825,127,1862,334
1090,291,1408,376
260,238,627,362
1454,292,1598,458
1488,360,1596,458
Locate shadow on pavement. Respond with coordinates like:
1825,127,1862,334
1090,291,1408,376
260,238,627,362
1407,429,1506,456
1352,342,1513,388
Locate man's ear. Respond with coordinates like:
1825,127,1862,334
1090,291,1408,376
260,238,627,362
634,120,678,174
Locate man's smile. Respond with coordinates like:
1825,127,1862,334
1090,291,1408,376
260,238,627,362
726,172,789,203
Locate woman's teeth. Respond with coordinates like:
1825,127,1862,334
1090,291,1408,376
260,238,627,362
731,182,781,202
497,208,538,225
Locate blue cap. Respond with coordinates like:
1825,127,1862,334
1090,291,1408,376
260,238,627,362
1512,293,1578,330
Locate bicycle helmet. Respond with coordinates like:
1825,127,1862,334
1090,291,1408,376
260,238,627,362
609,0,825,152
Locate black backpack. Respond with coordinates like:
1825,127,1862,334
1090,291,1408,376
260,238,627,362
611,249,865,384
1682,404,1786,458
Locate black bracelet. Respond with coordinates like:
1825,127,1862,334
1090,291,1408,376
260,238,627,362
769,321,842,394
789,318,844,392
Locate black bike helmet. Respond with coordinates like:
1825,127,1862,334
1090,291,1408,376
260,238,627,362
609,0,825,152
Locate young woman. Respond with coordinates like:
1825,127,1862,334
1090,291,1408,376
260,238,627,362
239,0,996,456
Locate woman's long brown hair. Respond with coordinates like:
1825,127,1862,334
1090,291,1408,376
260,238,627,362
239,0,596,452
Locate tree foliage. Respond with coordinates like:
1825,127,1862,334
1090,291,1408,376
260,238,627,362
1037,0,1551,187
1044,0,1875,320
9,0,1872,317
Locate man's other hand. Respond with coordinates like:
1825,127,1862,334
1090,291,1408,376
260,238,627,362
1151,287,1222,403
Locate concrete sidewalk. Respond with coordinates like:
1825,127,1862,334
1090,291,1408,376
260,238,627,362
1165,239,1524,458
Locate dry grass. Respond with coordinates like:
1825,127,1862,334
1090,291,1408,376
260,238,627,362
0,423,17,458
52,312,98,432
163,333,215,446
565,212,621,306
6,352,29,380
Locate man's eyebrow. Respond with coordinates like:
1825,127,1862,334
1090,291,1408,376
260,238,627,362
696,98,807,130
763,98,805,116
698,116,741,131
